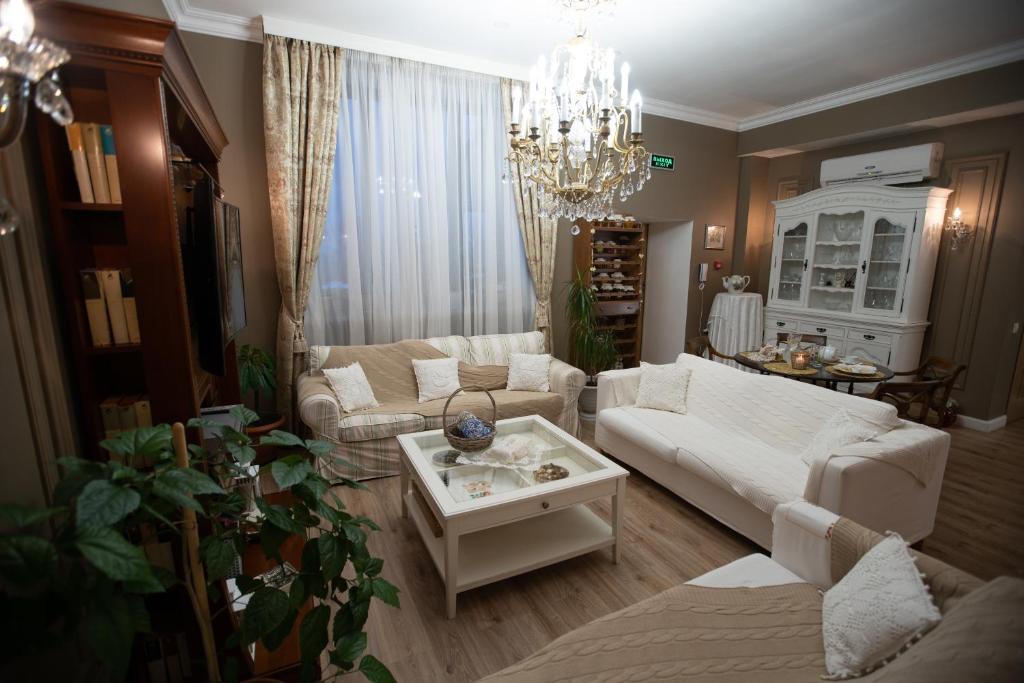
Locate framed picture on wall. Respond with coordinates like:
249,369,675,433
704,224,726,250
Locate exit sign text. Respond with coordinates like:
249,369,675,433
650,154,675,171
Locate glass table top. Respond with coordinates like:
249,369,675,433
400,417,613,508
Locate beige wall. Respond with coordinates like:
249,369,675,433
743,114,1024,419
551,114,740,361
180,32,279,356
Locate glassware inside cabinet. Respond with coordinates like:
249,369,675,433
862,217,908,312
808,211,862,312
777,221,808,302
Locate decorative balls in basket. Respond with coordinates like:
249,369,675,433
442,386,497,452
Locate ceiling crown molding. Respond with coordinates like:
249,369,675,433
737,39,1024,131
162,0,262,42
644,99,739,131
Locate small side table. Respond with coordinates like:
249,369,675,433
708,292,763,371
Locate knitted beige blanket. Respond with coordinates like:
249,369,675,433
482,583,825,682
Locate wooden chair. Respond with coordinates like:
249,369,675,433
872,356,966,426
685,335,733,362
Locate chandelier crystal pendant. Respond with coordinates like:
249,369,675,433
0,0,73,150
506,0,649,222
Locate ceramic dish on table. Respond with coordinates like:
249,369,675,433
831,362,877,376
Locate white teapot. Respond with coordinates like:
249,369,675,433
722,274,751,293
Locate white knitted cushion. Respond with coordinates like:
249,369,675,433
323,362,380,412
800,409,881,466
635,363,692,414
822,534,941,679
412,357,461,403
506,353,551,392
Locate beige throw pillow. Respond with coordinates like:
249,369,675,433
323,362,380,412
412,357,461,403
506,353,551,392
635,362,692,414
822,533,941,679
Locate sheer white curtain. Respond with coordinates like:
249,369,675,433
306,50,534,346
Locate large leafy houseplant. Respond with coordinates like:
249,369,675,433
0,410,397,683
565,269,618,383
237,344,285,435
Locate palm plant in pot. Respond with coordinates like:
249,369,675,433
565,270,619,420
238,344,285,437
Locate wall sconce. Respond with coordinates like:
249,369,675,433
945,207,972,251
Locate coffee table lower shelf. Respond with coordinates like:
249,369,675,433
404,491,614,595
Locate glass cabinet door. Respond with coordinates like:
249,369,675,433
808,211,865,313
773,219,810,305
859,211,915,316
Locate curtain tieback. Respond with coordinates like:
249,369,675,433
534,299,552,329
285,311,309,353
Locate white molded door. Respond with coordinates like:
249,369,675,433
856,210,917,317
770,217,812,308
807,210,865,314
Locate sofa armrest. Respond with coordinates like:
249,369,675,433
548,358,585,437
596,367,641,413
770,501,840,590
803,424,949,544
296,373,341,443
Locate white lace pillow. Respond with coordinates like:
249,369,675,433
412,357,461,403
800,409,880,467
635,362,692,414
323,362,380,412
506,353,551,392
822,533,941,679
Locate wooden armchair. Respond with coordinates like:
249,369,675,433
685,335,732,362
871,356,966,426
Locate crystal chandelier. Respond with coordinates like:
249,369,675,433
0,0,73,149
506,0,649,222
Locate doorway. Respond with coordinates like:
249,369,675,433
642,221,694,364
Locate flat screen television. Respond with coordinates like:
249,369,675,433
182,174,247,376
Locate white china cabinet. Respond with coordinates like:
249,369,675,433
765,184,952,370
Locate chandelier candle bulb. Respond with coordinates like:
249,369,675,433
619,62,630,105
630,90,642,134
0,0,34,45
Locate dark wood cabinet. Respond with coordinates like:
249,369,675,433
34,2,240,457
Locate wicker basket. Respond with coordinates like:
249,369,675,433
442,385,497,452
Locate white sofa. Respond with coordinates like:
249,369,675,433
595,353,949,548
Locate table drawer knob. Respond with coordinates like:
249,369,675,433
776,321,785,327
541,501,550,510
816,327,827,333
863,334,875,341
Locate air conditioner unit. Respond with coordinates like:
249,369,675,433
820,143,944,186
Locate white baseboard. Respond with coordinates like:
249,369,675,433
956,414,1007,432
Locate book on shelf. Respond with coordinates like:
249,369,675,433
99,395,152,439
81,123,112,203
100,268,130,344
99,397,121,439
65,123,94,203
120,269,141,343
80,269,111,347
99,124,122,204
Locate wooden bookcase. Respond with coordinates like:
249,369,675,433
34,3,240,458
572,219,649,367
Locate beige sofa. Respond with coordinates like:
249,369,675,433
484,501,1023,682
297,331,585,479
596,352,948,547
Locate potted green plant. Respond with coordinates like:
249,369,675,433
0,414,398,683
238,344,285,437
565,270,619,419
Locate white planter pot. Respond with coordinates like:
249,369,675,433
578,384,598,422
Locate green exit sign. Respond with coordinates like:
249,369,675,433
650,154,675,171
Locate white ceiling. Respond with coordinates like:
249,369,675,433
166,0,1024,131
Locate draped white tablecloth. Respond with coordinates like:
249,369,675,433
708,292,763,371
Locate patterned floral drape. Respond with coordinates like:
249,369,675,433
263,34,343,422
500,78,559,351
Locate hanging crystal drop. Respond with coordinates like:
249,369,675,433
570,223,581,236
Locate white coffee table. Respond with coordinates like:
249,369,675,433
397,415,628,618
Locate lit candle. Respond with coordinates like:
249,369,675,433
791,351,811,370
629,90,642,134
952,207,962,221
619,62,630,106
0,0,35,45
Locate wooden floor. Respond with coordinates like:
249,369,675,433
334,420,1024,682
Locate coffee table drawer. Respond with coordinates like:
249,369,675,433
457,477,618,534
